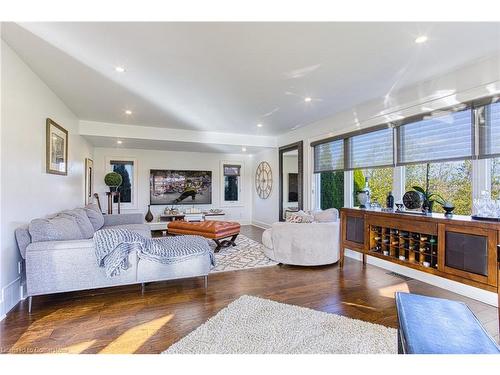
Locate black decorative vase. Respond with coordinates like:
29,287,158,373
422,200,434,214
145,205,154,222
443,204,455,217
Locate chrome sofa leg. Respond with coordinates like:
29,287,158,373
28,296,32,314
141,282,145,294
204,275,208,290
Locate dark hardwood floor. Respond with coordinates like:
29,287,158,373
1,225,498,354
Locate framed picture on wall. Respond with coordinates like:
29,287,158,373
85,158,94,205
46,118,68,175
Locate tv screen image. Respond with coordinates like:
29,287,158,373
150,169,212,205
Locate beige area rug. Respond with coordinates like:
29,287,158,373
209,235,277,273
164,295,397,354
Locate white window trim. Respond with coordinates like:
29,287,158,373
106,157,138,210
220,160,244,208
473,158,490,199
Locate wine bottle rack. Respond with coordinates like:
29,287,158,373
369,225,438,269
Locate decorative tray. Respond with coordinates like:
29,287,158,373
471,215,500,222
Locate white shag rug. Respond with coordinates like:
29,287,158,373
209,235,277,273
164,295,397,354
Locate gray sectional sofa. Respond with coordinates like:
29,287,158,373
15,204,212,312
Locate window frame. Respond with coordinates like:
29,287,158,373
220,160,244,207
106,157,138,210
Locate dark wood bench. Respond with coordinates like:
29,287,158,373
395,292,500,354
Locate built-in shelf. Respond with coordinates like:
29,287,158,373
369,225,438,270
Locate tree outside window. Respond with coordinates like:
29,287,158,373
353,168,393,207
319,171,344,210
405,160,472,215
111,161,133,203
490,158,500,200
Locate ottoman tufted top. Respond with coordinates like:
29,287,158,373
168,220,241,239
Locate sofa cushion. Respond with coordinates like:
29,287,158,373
15,225,31,259
60,208,95,239
29,216,84,243
84,204,104,231
313,208,339,223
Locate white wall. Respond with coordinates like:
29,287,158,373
92,147,253,224
0,40,94,317
252,148,279,228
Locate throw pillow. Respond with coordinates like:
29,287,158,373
84,204,104,231
286,213,303,223
60,208,95,239
29,216,84,243
285,211,314,223
313,208,339,223
296,210,315,223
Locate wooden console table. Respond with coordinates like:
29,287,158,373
340,208,499,293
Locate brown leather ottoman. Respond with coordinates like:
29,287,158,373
167,220,241,252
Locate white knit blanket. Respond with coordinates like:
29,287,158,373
94,228,214,277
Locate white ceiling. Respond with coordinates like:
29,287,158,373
3,22,500,140
82,135,266,154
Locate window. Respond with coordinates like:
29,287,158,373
347,127,393,170
405,160,472,215
107,158,137,208
397,108,473,165
312,139,345,210
224,164,240,201
221,162,243,206
313,139,344,173
319,171,344,210
353,167,393,207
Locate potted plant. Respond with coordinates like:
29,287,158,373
412,186,445,213
104,171,123,191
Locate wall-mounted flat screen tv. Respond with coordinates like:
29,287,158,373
150,169,212,205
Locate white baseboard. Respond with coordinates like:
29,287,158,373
251,220,272,229
0,277,22,318
345,250,498,307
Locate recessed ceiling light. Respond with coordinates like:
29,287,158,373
125,110,132,115
242,147,247,152
304,97,312,102
117,140,123,144
415,35,428,44
115,66,126,73
257,123,263,128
